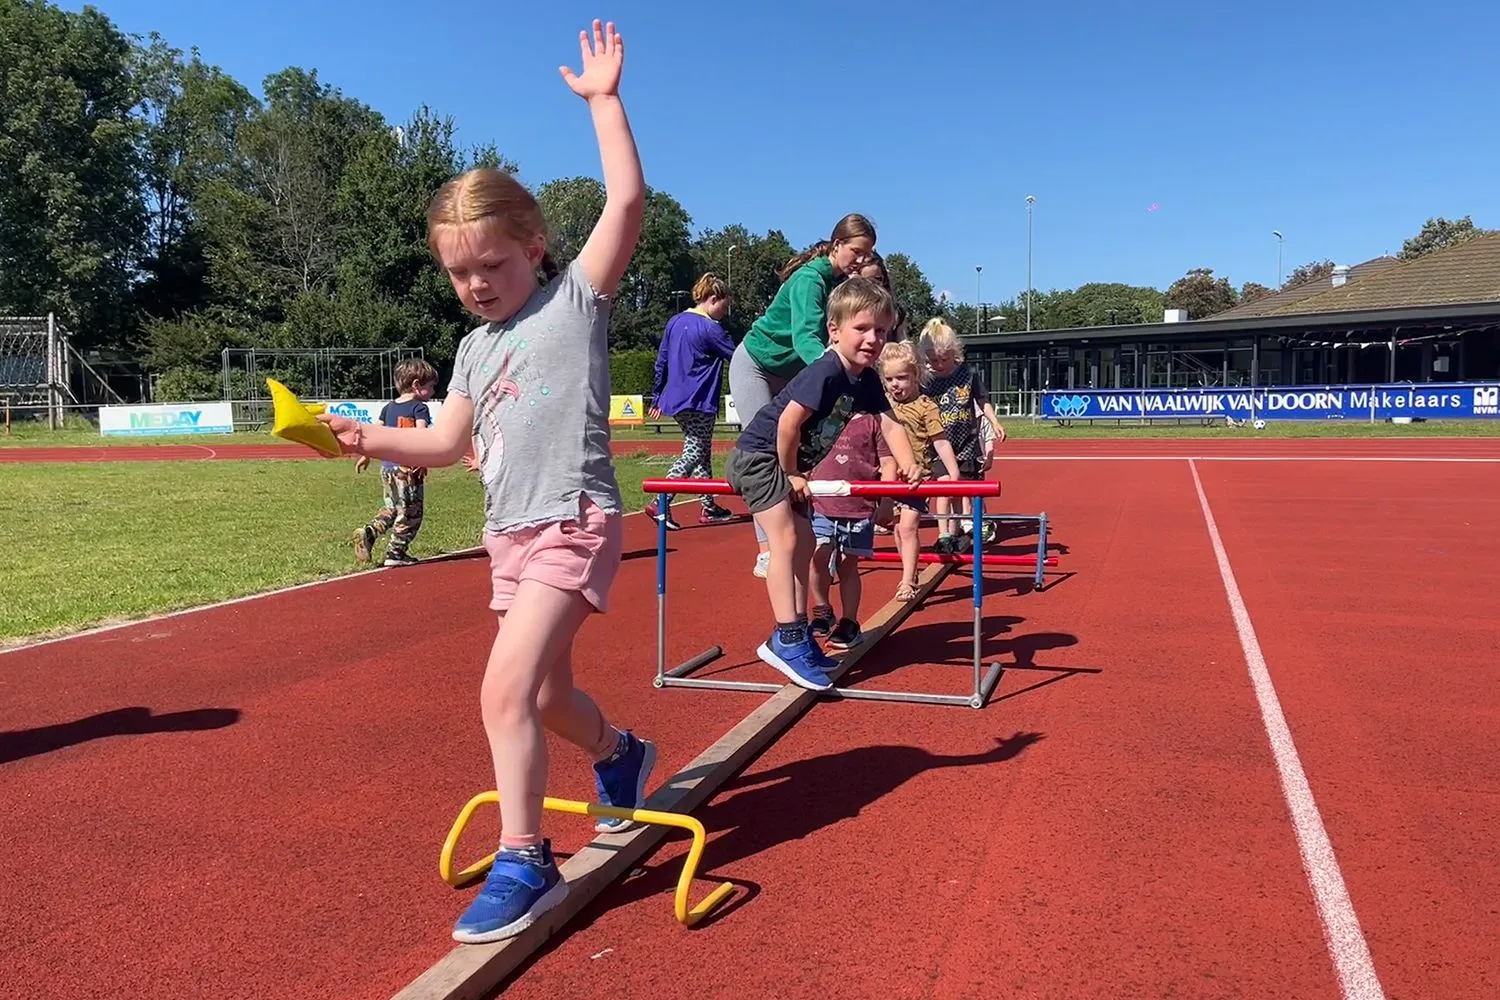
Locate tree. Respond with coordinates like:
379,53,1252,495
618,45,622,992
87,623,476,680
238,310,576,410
884,252,938,334
689,224,795,340
1165,268,1236,320
613,187,696,348
1239,281,1273,305
1039,282,1165,328
1282,259,1333,290
1399,215,1495,260
535,176,605,268
131,34,256,325
0,0,144,345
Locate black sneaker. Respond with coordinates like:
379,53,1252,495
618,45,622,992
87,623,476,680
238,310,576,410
698,503,736,525
827,618,863,650
383,551,420,567
809,606,836,638
954,532,974,555
933,534,959,555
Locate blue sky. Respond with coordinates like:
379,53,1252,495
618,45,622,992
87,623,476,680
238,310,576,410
75,0,1500,306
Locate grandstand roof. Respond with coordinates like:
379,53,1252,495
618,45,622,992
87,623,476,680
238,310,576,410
967,232,1500,349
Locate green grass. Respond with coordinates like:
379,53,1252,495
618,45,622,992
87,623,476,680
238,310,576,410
4,456,669,645
0,416,734,448
6,413,1500,448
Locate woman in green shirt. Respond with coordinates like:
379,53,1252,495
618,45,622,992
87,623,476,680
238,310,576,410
727,212,877,576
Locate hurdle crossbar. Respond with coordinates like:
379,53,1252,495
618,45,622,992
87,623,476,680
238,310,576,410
643,477,1048,710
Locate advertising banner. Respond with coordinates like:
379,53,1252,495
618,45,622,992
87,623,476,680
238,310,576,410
1041,383,1500,422
100,402,235,436
609,394,645,425
319,399,446,424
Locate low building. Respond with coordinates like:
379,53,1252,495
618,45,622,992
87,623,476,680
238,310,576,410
963,233,1500,410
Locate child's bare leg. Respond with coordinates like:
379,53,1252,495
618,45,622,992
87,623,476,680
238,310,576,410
535,644,610,754
480,580,597,848
836,551,862,620
753,500,813,625
894,505,921,599
752,499,829,687
537,639,654,833
809,537,837,623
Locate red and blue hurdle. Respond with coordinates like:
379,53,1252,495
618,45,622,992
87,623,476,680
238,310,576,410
640,476,1054,709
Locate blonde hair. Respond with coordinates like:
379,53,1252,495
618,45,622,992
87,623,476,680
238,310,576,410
425,167,560,281
692,272,728,303
394,357,438,393
878,340,918,376
917,317,964,370
827,275,895,329
778,213,878,282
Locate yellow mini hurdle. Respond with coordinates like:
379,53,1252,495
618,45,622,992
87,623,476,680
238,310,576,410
440,793,736,928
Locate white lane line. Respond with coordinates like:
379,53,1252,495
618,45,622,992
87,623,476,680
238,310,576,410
1187,458,1386,1000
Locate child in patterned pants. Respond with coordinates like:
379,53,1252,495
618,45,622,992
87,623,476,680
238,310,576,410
355,358,439,567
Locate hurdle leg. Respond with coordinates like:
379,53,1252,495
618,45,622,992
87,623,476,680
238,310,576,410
652,489,728,689
654,491,668,688
1035,511,1049,592
968,496,1003,709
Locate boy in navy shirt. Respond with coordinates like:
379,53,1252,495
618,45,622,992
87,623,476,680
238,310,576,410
354,358,439,566
724,277,923,691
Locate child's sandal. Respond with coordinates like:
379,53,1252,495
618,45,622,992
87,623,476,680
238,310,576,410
894,582,918,602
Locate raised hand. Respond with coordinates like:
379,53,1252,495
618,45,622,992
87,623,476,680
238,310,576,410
559,19,623,100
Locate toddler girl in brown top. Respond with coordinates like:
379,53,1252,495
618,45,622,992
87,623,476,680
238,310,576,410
918,319,1007,552
878,341,960,601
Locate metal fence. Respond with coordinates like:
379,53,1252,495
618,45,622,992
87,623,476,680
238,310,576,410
1,314,125,429
221,347,426,428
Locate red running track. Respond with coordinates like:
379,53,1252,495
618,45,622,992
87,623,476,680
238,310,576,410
500,460,1355,999
4,435,1500,464
1192,459,1500,999
3,455,1496,997
0,512,775,1000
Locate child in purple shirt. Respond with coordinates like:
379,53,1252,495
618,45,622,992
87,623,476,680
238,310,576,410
646,273,736,527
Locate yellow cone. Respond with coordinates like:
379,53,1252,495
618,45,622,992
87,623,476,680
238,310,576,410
266,378,342,457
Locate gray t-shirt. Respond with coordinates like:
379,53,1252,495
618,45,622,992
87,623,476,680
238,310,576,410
448,259,623,534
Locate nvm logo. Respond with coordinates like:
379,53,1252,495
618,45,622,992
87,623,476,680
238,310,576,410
1049,394,1090,418
1475,386,1500,415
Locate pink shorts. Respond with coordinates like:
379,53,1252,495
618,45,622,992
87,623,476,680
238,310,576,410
482,495,623,614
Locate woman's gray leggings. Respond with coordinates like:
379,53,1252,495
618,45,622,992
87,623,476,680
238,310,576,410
728,341,790,544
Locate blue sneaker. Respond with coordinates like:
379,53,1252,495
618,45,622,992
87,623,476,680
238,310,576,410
756,631,833,691
592,730,656,833
452,842,568,944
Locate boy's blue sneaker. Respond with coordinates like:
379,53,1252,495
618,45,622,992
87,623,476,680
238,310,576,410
452,841,568,944
592,730,656,834
756,631,833,691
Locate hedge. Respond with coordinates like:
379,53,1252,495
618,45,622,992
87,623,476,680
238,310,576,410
608,349,731,400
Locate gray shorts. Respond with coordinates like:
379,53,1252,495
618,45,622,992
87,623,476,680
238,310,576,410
724,448,806,517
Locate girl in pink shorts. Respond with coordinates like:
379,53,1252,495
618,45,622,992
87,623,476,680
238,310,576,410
318,20,654,945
